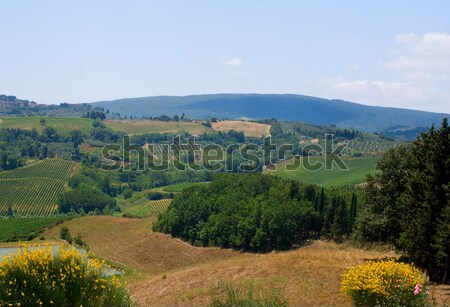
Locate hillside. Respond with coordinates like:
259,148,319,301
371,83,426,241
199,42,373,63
0,159,79,216
89,94,448,132
269,156,379,186
38,216,399,307
0,94,91,117
104,119,213,135
0,116,93,136
39,216,449,307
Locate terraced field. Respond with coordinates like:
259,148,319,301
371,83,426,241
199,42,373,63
123,199,172,217
0,159,79,216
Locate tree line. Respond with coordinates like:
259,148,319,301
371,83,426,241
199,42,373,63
154,173,359,251
353,118,449,283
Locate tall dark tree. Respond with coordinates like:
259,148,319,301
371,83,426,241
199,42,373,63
331,197,349,242
349,193,357,230
399,118,449,282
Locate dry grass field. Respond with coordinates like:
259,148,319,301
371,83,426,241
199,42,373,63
39,216,450,307
105,120,213,135
40,216,236,275
211,120,271,137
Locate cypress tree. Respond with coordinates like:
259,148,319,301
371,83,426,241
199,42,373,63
331,197,349,243
349,193,357,230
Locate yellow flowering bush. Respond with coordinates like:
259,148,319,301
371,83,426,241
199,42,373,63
341,259,429,307
0,245,134,307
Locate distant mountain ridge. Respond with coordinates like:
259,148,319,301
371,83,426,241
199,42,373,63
90,94,448,132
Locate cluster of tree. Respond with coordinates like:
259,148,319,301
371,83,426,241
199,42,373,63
290,122,361,140
334,128,361,139
380,126,430,141
90,120,124,142
154,173,358,251
85,110,106,120
353,119,449,283
139,114,187,122
197,130,246,145
0,95,19,102
58,186,117,214
147,191,174,200
0,99,92,117
0,128,50,170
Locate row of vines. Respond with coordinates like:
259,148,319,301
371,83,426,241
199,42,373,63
0,159,78,216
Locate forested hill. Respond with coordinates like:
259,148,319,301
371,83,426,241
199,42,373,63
89,94,448,132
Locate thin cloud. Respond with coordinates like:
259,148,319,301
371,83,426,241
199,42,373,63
322,33,450,113
225,58,242,67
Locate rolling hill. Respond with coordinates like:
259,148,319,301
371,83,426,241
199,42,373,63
89,94,448,132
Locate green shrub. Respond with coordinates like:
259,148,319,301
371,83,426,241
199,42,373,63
60,225,72,243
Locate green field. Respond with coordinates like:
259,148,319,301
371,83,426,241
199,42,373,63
271,156,379,186
0,159,79,216
105,120,213,135
0,116,93,136
161,182,209,192
0,217,64,242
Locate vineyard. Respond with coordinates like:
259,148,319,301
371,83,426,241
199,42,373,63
0,159,78,216
297,139,400,156
124,199,172,217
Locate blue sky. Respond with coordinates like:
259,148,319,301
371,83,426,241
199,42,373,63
1,1,449,113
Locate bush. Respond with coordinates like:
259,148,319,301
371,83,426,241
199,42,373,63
60,225,72,243
0,245,133,307
58,186,116,214
209,282,288,307
122,188,133,199
147,191,164,200
341,259,429,307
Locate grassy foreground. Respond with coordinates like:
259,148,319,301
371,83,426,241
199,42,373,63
36,216,450,307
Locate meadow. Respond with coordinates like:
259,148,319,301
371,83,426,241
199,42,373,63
270,156,379,186
211,120,270,137
161,181,209,192
0,159,78,216
0,116,93,136
105,120,213,135
38,216,448,307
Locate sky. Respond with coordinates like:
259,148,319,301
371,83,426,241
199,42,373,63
1,1,449,113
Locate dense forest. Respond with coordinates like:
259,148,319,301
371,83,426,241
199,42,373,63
154,173,359,250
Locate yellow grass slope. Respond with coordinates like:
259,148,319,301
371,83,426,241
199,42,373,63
39,216,434,307
105,120,213,135
212,120,270,137
40,216,236,274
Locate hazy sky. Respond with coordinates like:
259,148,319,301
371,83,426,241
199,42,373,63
1,1,449,113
